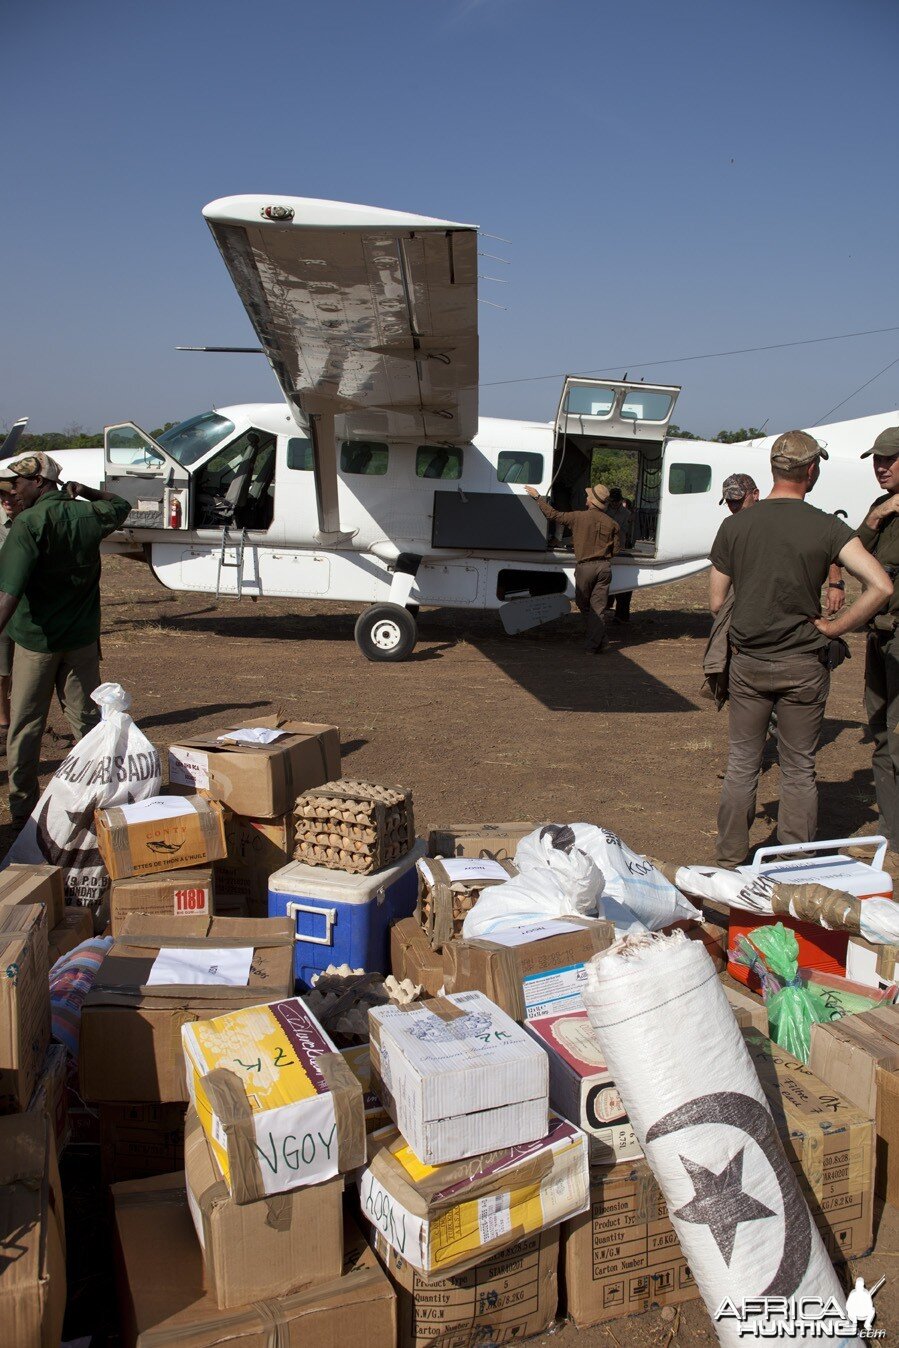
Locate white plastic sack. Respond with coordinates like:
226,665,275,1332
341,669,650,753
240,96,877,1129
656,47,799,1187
571,823,701,929
461,824,604,938
581,933,854,1346
3,683,161,930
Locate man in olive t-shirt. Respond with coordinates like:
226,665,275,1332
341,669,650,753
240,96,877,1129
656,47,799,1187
709,430,891,867
0,453,131,825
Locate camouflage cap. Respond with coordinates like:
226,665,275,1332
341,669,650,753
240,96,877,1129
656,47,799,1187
720,472,758,504
0,452,63,486
770,430,828,470
585,483,610,508
860,426,899,459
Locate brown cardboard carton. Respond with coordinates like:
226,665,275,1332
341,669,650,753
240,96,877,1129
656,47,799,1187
213,811,292,917
374,1229,558,1348
100,1102,188,1185
743,1028,874,1258
563,1158,698,1326
808,1006,899,1207
427,822,536,862
110,868,215,933
443,916,615,1021
184,1107,344,1308
724,981,769,1034
846,934,899,990
416,856,517,950
27,1043,70,1158
391,917,443,996
113,1176,396,1348
96,795,227,880
0,1113,66,1348
79,914,294,1102
168,718,341,818
0,863,64,928
48,904,94,964
0,904,50,1113
342,1044,391,1136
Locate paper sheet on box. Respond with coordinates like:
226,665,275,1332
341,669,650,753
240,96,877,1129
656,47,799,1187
217,727,288,746
147,945,253,987
116,796,196,825
485,919,575,947
418,857,510,886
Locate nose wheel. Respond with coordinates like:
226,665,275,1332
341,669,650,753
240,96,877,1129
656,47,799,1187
354,603,418,662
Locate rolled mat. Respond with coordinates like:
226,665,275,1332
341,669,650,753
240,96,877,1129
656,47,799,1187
582,932,858,1346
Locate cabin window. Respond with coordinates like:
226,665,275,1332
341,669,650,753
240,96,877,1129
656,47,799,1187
669,463,712,495
416,446,463,480
497,451,544,485
287,437,313,471
621,390,674,423
340,441,389,476
565,386,615,417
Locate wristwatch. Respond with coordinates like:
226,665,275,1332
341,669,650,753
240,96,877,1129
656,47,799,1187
828,582,845,590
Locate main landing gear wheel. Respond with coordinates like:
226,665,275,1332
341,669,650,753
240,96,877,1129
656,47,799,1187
354,603,418,662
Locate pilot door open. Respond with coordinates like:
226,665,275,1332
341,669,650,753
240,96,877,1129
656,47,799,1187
549,378,680,555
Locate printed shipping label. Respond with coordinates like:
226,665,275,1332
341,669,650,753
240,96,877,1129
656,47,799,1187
478,1191,512,1244
117,795,197,825
173,886,210,915
419,857,511,886
523,963,589,1019
168,746,210,790
485,919,574,948
147,945,253,987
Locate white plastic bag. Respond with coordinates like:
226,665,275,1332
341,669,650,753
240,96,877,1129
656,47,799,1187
581,933,853,1345
3,683,161,929
571,823,701,929
461,824,604,938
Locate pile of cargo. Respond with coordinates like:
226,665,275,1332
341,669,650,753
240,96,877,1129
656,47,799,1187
3,708,899,1345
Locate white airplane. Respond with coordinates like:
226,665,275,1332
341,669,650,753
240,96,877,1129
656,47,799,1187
10,196,899,660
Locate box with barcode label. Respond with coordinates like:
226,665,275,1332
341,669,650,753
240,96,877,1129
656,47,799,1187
182,996,365,1203
360,1115,589,1276
109,868,215,934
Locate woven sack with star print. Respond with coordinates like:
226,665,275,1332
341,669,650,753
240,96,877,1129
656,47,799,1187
581,931,851,1347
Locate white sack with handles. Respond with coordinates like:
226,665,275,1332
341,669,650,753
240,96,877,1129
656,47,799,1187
581,932,855,1347
570,823,700,929
461,824,604,938
2,683,161,930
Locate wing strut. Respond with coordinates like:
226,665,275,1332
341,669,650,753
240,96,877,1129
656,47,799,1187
308,410,356,546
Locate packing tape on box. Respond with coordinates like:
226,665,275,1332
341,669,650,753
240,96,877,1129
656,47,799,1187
114,932,292,950
770,882,862,934
319,1053,366,1172
103,800,224,873
197,1170,296,1235
115,1182,192,1210
202,1067,268,1203
634,1163,660,1226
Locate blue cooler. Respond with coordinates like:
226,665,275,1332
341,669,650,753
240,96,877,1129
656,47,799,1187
268,839,427,989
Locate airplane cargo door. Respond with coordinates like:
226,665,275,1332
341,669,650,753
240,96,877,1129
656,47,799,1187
104,422,190,530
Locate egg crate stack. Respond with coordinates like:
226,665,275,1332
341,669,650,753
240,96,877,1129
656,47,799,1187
416,856,518,949
293,779,415,874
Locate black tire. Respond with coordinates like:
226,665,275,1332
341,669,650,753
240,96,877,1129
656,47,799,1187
354,603,418,662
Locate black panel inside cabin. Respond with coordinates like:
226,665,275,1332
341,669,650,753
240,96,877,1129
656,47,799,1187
431,491,548,551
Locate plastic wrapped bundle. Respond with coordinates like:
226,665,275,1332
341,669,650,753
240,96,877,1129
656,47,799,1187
582,932,853,1346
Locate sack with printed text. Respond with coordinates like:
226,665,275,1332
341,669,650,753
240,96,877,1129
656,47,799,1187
2,683,161,931
462,824,605,937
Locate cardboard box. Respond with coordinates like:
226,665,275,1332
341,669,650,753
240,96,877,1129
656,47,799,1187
110,868,215,933
375,1228,559,1348
48,903,94,963
113,1178,396,1348
96,795,227,880
342,1044,391,1135
168,718,341,818
391,917,443,997
369,991,549,1163
360,1116,589,1276
0,904,50,1113
0,863,64,928
0,1113,66,1347
214,811,292,917
442,916,615,1021
808,1006,899,1207
743,1028,874,1258
183,996,365,1202
79,914,294,1103
416,856,517,949
526,1010,641,1166
185,1107,344,1308
563,1158,699,1326
27,1043,70,1158
100,1102,188,1185
427,823,536,863
724,981,769,1034
846,934,899,991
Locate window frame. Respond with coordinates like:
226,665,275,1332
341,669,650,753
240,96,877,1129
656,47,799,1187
496,450,545,485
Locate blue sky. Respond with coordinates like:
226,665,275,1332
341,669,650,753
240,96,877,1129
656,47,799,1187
4,0,898,437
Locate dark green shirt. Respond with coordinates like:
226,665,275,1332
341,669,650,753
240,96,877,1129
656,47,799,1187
710,498,855,658
858,495,899,620
0,491,130,653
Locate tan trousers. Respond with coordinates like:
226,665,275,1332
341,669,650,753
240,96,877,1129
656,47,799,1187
716,649,829,868
574,560,612,651
7,642,101,820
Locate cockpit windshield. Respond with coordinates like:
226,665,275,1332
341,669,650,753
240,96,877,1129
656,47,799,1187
156,412,236,467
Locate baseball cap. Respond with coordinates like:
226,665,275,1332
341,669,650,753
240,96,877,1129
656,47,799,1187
0,452,63,494
860,426,899,459
585,483,610,507
770,430,828,470
719,472,758,505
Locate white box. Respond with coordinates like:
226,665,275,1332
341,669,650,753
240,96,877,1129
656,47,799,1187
368,990,549,1164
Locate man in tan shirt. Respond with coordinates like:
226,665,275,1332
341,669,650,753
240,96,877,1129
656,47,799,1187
525,483,621,652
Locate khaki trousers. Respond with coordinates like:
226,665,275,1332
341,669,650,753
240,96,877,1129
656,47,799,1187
7,642,101,820
716,649,829,868
574,560,612,651
865,628,899,851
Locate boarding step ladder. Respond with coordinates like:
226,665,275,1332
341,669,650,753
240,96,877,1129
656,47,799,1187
215,527,248,600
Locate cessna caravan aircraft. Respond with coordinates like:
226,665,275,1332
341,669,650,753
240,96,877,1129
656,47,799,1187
8,197,898,660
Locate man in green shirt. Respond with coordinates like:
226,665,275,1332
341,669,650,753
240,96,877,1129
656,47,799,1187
709,430,891,867
0,453,131,826
857,425,899,851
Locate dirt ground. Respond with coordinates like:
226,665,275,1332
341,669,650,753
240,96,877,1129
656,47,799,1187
26,556,899,1344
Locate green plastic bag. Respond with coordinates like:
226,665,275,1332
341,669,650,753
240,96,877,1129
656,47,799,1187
735,923,830,1063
